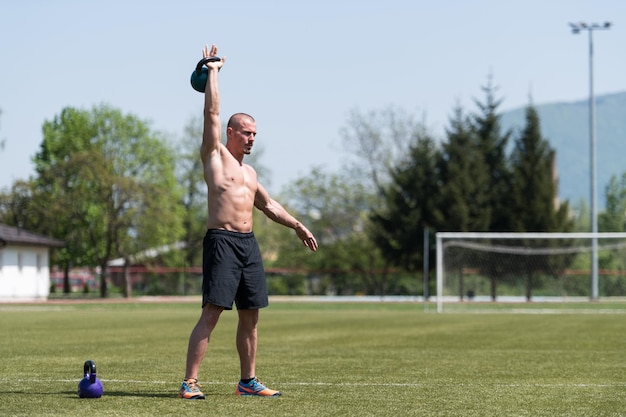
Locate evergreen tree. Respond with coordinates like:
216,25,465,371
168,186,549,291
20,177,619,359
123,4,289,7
370,133,441,272
508,104,574,300
509,104,572,232
470,76,513,231
437,105,491,232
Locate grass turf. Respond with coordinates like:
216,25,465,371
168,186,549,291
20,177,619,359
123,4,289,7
0,300,625,416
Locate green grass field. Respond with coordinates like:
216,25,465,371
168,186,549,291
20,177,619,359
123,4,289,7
0,299,625,417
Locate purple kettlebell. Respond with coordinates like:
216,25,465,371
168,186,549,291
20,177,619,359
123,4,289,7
78,360,103,398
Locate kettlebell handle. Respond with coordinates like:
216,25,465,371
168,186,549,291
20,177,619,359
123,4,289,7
195,56,221,75
190,56,222,93
84,360,97,383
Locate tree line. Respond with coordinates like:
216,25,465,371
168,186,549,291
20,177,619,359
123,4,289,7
1,78,626,297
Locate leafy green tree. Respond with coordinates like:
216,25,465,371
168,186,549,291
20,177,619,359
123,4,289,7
600,172,626,232
0,181,70,286
571,199,590,232
277,167,389,294
33,105,184,297
0,181,37,228
340,106,434,293
176,115,208,270
340,106,423,195
598,172,626,292
0,179,102,294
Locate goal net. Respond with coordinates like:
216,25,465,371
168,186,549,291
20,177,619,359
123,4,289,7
435,232,626,312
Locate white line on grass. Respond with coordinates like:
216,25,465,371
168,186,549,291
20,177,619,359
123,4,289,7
3,378,625,388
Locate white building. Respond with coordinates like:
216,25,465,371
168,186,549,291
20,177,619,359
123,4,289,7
0,224,64,302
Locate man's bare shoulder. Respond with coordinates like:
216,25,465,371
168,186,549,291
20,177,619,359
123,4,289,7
242,162,256,173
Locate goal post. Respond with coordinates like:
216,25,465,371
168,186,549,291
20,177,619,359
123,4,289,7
435,232,626,313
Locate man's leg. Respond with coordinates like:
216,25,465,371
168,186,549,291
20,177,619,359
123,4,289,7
236,308,259,379
234,309,280,396
185,303,224,379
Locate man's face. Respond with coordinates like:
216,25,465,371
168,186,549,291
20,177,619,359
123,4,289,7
230,118,257,155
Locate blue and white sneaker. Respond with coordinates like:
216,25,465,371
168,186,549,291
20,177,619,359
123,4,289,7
236,377,281,397
179,378,205,399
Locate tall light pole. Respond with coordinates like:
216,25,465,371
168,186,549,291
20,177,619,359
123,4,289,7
569,21,611,301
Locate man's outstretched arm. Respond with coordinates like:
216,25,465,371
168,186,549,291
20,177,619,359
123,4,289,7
254,183,318,252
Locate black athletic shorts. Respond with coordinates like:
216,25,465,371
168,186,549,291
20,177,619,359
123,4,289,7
202,229,268,310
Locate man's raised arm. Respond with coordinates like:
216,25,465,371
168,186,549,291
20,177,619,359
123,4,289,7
200,44,225,163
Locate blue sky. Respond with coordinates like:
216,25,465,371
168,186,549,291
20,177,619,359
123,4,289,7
1,0,625,195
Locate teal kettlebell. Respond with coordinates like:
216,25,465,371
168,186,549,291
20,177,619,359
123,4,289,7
190,56,221,93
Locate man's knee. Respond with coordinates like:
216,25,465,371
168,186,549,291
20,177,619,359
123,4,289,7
200,303,225,328
237,309,259,329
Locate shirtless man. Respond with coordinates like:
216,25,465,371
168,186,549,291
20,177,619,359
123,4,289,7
179,44,318,400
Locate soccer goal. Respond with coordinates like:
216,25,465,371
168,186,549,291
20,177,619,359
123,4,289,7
435,232,626,312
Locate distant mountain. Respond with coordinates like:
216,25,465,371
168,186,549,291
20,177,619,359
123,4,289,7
500,91,626,209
